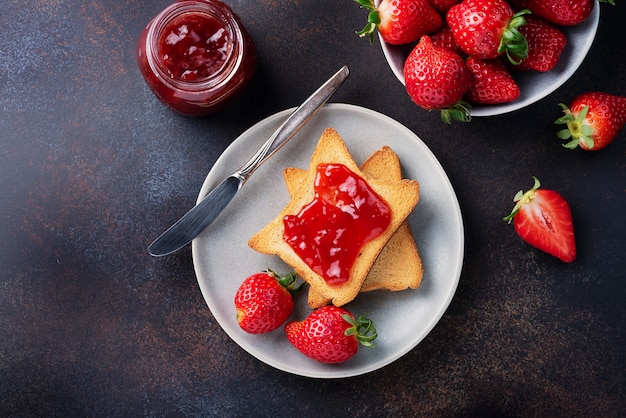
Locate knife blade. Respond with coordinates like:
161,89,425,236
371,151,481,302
148,65,350,256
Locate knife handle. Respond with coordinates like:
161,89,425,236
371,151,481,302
236,65,350,181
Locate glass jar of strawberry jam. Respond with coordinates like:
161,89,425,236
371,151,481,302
137,0,256,116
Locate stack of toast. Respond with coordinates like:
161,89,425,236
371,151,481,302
248,128,423,308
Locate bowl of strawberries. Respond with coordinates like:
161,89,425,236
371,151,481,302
358,0,602,120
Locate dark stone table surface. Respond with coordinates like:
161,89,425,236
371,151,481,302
1,1,624,416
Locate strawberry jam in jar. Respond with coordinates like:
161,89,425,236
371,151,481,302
137,0,256,115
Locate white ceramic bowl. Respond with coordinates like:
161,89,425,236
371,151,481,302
379,3,600,117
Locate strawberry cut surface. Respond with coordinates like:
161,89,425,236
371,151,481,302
505,177,576,263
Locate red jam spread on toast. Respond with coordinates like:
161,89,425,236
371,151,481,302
283,163,391,286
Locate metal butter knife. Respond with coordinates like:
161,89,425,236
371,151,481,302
148,65,350,256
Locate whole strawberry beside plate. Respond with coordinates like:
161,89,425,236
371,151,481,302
556,92,626,151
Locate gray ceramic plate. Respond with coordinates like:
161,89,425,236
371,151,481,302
379,3,600,117
192,104,464,378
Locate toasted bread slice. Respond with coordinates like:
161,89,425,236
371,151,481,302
285,146,423,307
248,128,419,307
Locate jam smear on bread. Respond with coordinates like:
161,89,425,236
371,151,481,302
283,163,391,286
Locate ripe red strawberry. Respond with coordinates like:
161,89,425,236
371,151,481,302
427,0,461,13
465,57,520,104
504,177,576,263
234,270,300,334
403,35,472,123
354,0,442,45
516,16,567,72
284,306,377,364
556,92,626,151
430,24,462,54
510,0,595,26
446,0,529,64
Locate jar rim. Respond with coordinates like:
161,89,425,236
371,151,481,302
144,0,244,91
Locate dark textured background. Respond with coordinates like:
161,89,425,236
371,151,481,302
1,0,624,416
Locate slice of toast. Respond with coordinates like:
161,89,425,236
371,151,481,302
284,146,423,307
248,128,420,307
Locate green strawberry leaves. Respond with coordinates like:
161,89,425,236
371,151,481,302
555,104,595,149
440,100,472,124
499,9,531,65
354,0,380,44
503,176,541,223
341,313,378,347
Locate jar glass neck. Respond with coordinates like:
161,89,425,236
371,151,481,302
145,1,242,91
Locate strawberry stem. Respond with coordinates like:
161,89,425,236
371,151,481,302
555,104,595,149
354,0,380,44
265,269,304,293
503,177,540,223
440,100,472,124
342,313,377,347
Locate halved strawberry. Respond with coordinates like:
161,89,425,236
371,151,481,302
504,177,576,263
354,0,442,45
556,92,626,151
